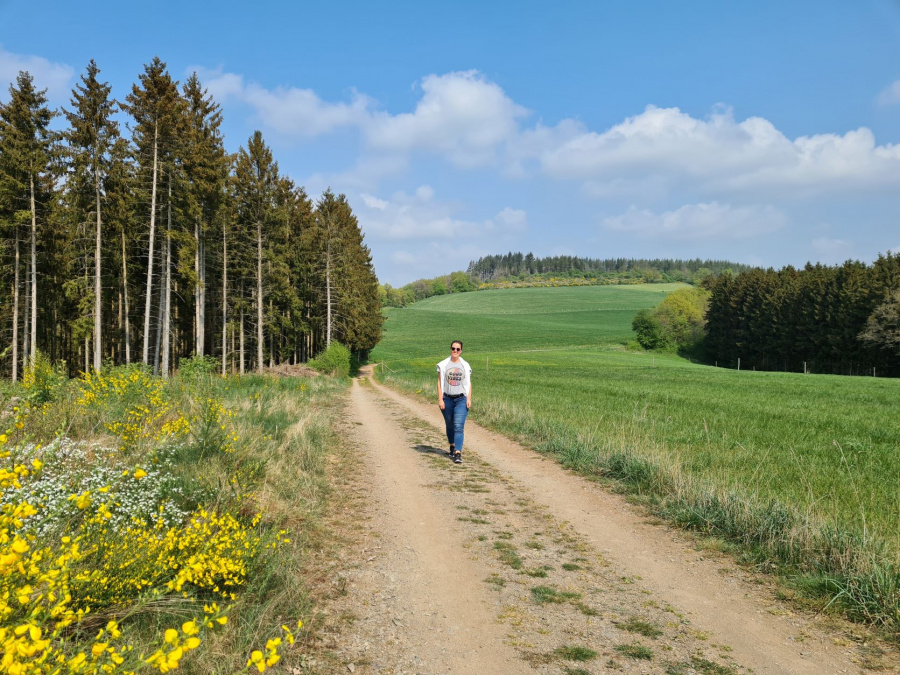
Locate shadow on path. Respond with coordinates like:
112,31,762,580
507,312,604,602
414,444,447,456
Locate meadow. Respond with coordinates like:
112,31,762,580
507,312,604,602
372,285,900,629
0,357,346,673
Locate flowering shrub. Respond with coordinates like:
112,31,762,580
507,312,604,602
77,366,189,451
0,366,309,673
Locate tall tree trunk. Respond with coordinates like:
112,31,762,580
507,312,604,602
122,230,131,364
221,222,227,376
153,241,164,376
256,220,264,372
29,174,37,364
94,168,102,371
117,287,122,364
142,121,159,364
193,231,205,356
161,177,172,377
11,231,19,382
325,241,332,348
195,220,201,355
239,307,245,374
200,238,205,354
23,257,30,369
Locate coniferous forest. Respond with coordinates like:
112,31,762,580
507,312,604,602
0,58,383,380
704,254,900,376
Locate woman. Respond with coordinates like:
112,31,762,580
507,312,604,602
436,340,472,464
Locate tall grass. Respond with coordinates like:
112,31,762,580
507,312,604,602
371,285,900,632
0,364,347,673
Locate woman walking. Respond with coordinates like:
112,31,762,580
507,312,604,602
437,340,472,464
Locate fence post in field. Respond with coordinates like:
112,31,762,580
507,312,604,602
738,357,741,371
486,356,489,373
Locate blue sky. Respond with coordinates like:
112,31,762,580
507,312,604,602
2,0,900,285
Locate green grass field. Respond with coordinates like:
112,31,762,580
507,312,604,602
372,284,900,627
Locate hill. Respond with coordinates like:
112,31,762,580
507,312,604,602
372,284,900,629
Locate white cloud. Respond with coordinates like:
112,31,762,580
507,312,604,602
360,193,388,210
355,187,526,241
190,65,900,204
602,202,787,241
0,45,74,101
490,207,528,233
193,66,372,137
365,71,529,167
195,68,527,167
533,105,900,198
876,80,900,107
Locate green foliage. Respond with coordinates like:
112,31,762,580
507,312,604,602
0,59,383,382
308,341,351,377
468,252,751,285
858,288,900,355
21,351,67,404
632,286,709,352
178,354,219,380
705,253,900,375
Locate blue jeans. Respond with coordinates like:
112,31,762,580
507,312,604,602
442,395,469,452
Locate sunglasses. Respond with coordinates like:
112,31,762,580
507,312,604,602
451,347,461,352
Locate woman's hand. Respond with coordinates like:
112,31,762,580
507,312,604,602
439,399,445,410
466,398,471,409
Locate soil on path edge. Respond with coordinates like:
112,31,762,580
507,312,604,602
317,369,895,674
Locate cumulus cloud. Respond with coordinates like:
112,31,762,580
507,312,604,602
190,65,900,203
0,45,74,101
534,105,900,198
601,202,787,241
355,186,526,241
365,71,528,166
193,67,527,167
876,80,900,107
193,66,372,137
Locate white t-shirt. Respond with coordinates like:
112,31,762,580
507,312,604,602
437,356,472,397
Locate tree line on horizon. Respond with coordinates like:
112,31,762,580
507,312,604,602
468,252,753,283
703,255,900,376
0,58,382,380
379,253,749,308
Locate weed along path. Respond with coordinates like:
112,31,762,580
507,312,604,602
329,368,888,674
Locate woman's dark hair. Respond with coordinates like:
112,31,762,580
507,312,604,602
450,340,463,350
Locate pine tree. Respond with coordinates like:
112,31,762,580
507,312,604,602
0,71,56,368
62,60,119,371
124,57,180,367
233,131,277,371
179,73,228,357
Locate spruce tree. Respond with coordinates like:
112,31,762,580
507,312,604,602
62,60,119,371
180,73,228,357
0,71,55,369
233,131,277,371
124,57,180,366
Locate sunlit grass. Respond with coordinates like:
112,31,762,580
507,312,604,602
372,285,900,630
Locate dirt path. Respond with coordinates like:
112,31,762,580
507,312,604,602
320,370,895,674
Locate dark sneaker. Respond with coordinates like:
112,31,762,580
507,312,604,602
453,452,462,464
447,445,455,457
